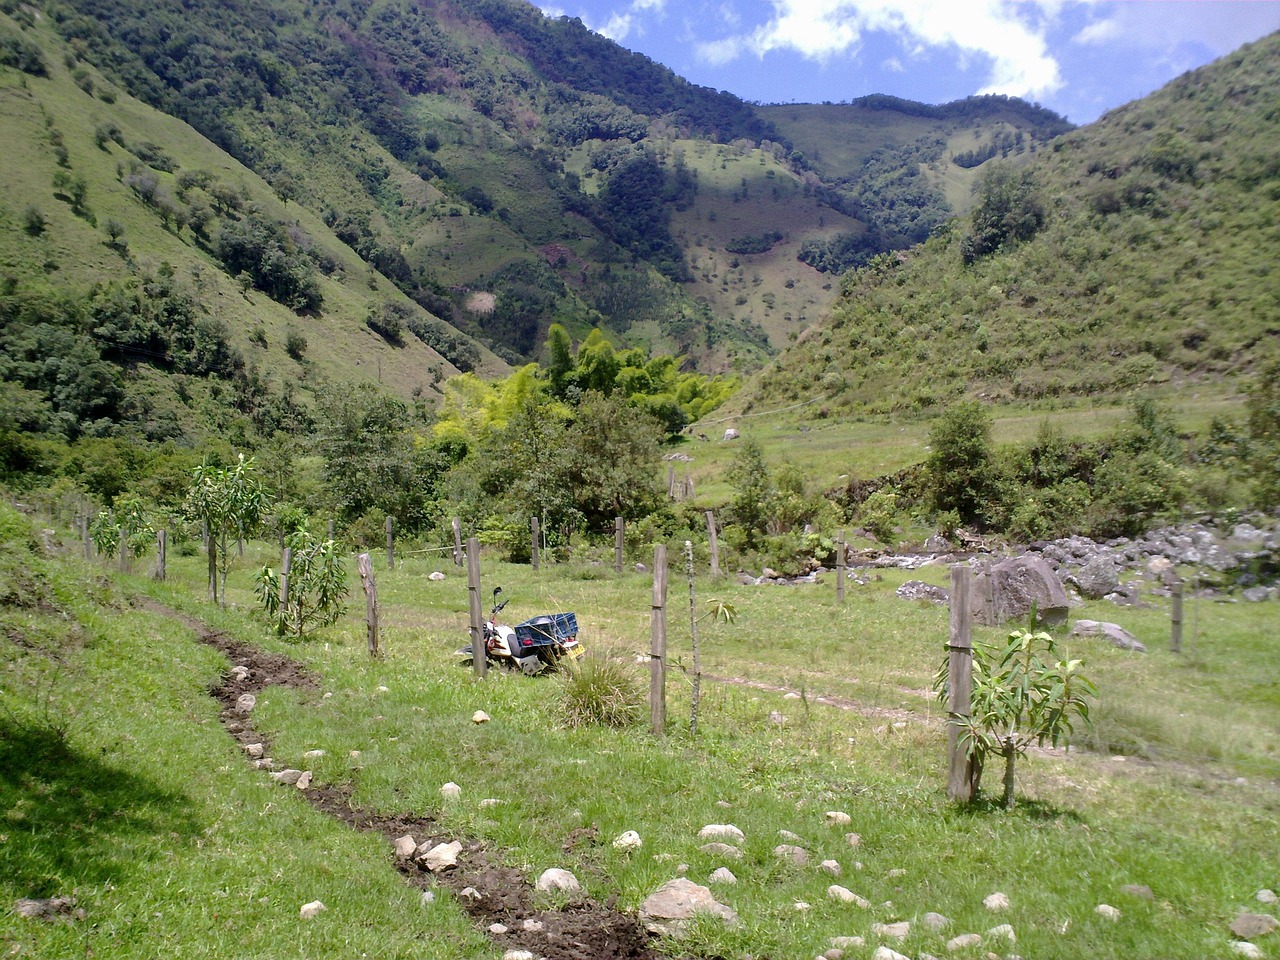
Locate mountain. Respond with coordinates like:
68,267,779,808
732,31,1280,418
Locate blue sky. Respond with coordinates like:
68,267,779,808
536,1,1280,124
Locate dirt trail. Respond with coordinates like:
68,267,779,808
139,598,657,960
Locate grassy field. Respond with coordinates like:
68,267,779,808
4,501,1277,960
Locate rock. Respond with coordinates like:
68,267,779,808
295,771,312,790
986,923,1015,942
635,563,647,573
947,933,982,951
428,571,446,581
1232,942,1265,958
700,842,743,859
830,937,865,949
299,900,326,919
768,710,787,726
393,835,417,859
1095,904,1121,920
522,919,544,932
973,555,1070,626
638,878,739,936
1121,884,1155,900
723,428,739,441
502,950,535,960
1070,619,1146,652
304,749,325,758
762,567,781,580
872,948,910,960
418,840,461,872
820,859,842,875
460,887,483,901
774,844,809,866
886,868,906,878
794,901,812,911
1243,586,1270,602
778,829,803,841
709,867,737,884
923,912,951,931
1073,555,1121,599
420,891,435,905
895,580,950,605
983,892,1011,911
272,769,304,785
873,921,910,940
1229,913,1279,939
1257,889,1278,905
234,693,257,714
612,830,643,851
244,742,264,759
845,832,862,847
827,886,869,908
536,868,580,893
488,923,508,934
676,863,688,875
472,711,490,724
440,781,462,800
479,798,500,808
825,811,853,826
698,824,745,843
1147,556,1174,578
822,950,844,960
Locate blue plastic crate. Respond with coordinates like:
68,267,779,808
513,612,578,648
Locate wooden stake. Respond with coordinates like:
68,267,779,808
280,546,292,613
357,552,380,658
1171,578,1183,654
705,510,720,578
650,544,667,736
452,517,463,567
614,516,624,573
386,516,395,570
155,529,167,581
530,516,540,570
836,529,846,603
947,565,976,802
208,536,218,604
466,537,485,678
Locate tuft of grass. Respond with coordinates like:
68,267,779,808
558,651,646,728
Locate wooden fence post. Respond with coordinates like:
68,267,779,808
386,516,395,570
947,565,976,802
207,536,218,604
705,510,720,578
667,465,676,499
81,515,93,561
836,530,846,603
614,517,624,573
451,517,463,567
650,544,667,736
466,537,486,678
357,553,380,658
280,546,292,612
1171,578,1183,654
155,529,167,581
530,516,540,571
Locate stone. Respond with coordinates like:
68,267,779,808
873,921,910,940
393,835,417,859
778,829,803,841
830,937,865,949
1073,555,1121,599
1257,889,1278,905
460,887,483,901
709,867,737,884
304,749,325,758
235,693,257,714
13,896,84,921
872,948,910,960
768,710,787,726
947,933,982,951
428,571,446,581
986,923,1015,942
472,711,490,724
895,580,950,605
1147,556,1174,578
983,892,1010,911
295,771,312,789
299,900,326,918
723,428,739,441
1121,884,1155,900
440,781,462,800
612,830,643,851
502,951,535,960
698,824,745,843
822,950,844,960
638,878,739,936
794,901,812,911
536,868,580,893
1070,619,1146,652
845,832,862,847
973,555,1070,626
827,886,869,908
522,919,544,932
488,923,508,934
886,868,906,878
420,891,435,905
1095,904,1121,920
923,912,951,931
244,743,264,759
272,769,304,785
1243,586,1270,602
774,844,809,866
1229,913,1278,939
820,859,842,875
418,840,461,872
700,842,743,859
825,811,853,826
1232,942,1265,959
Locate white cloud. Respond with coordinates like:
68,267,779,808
597,11,636,40
882,55,904,72
1073,17,1120,45
696,0,1065,100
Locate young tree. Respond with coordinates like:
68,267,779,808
926,400,995,528
727,437,772,546
254,531,348,638
184,455,270,604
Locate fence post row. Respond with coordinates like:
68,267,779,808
466,537,485,678
946,565,975,802
650,544,668,736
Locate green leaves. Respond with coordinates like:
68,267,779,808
254,532,347,638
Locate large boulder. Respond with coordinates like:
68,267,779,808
638,878,738,936
1071,554,1121,599
973,556,1070,627
1070,620,1145,652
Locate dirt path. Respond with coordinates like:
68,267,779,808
139,598,657,960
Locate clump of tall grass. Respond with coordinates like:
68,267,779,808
557,651,644,728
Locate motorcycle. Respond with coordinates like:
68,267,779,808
457,587,584,674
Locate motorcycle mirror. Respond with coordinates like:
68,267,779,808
492,586,503,598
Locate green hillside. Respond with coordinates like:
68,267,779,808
737,32,1280,417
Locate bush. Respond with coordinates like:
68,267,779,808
859,489,899,543
558,653,644,728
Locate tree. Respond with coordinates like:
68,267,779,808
961,166,1045,263
727,438,772,546
1245,358,1280,508
183,455,270,604
935,628,1096,808
254,531,348,638
563,391,664,528
926,401,995,528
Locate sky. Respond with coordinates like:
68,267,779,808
535,0,1280,125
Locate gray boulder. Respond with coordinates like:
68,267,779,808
1072,555,1121,599
895,581,949,605
973,556,1070,627
1070,620,1146,652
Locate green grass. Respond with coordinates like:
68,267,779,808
4,502,1279,959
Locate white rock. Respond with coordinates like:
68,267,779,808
923,912,951,931
825,811,853,826
715,799,732,808
873,921,910,940
986,923,1016,942
983,892,1011,911
1257,889,1278,904
521,919,544,932
845,832,862,847
235,693,256,714
947,933,981,951
698,824,745,843
1095,904,1121,920
376,685,389,692
778,829,803,842
872,948,910,960
299,900,326,919
639,878,738,936
502,951,535,960
272,769,304,785
709,867,737,884
472,711,490,724
295,771,312,790
794,901,812,911
231,665,250,681
393,835,417,859
244,743,264,758
420,890,435,905
460,886,482,901
784,691,801,699
536,868,580,893
830,937,865,949
304,749,326,758
429,571,446,581
252,758,274,770
612,830,643,851
479,798,501,808
418,841,461,872
349,750,361,758
676,863,688,875
820,859,842,876
827,886,869,908
700,842,743,859
440,782,462,800
1232,943,1264,959
488,923,508,934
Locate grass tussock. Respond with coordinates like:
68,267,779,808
558,651,645,728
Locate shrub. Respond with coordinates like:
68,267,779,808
558,653,644,728
859,489,899,543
